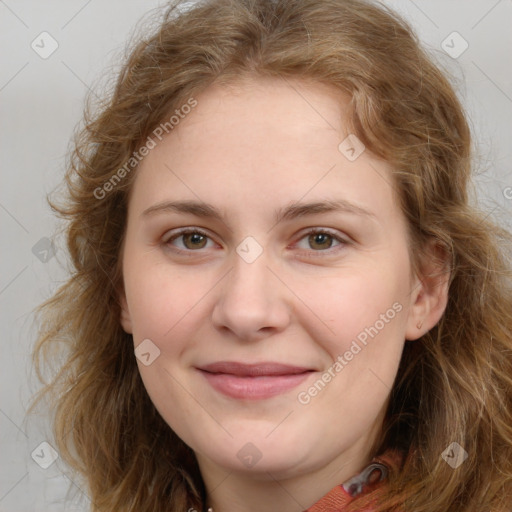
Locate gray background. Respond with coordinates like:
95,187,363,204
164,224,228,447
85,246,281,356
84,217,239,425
1,1,511,510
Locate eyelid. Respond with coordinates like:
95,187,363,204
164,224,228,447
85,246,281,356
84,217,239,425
162,227,214,243
294,226,349,242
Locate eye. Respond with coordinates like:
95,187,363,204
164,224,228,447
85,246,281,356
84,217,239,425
163,228,217,253
162,227,349,256
294,228,348,254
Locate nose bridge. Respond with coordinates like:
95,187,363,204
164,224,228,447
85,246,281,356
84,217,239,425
211,246,291,339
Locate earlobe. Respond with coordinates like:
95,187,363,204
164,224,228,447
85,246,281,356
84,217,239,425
119,291,133,334
405,241,451,341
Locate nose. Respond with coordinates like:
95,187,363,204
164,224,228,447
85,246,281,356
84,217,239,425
211,250,292,342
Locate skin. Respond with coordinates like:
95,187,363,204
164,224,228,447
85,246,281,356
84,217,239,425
119,76,449,512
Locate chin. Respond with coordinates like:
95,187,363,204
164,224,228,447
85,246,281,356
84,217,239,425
194,431,317,477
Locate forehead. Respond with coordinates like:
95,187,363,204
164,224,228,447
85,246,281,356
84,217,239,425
178,75,351,147
127,76,403,231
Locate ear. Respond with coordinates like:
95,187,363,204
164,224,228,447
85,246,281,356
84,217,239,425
405,239,451,341
118,286,133,334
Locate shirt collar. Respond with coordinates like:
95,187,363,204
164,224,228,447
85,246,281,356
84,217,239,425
305,450,402,512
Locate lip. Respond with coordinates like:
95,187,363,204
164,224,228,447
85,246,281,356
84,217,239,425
196,361,314,400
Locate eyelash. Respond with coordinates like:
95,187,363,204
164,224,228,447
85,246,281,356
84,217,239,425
162,227,350,257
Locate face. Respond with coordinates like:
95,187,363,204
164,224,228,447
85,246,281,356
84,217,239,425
119,76,426,482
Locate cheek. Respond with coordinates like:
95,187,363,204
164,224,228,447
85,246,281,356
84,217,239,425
124,263,208,426
336,271,410,394
123,253,210,343
293,262,410,416
299,264,407,351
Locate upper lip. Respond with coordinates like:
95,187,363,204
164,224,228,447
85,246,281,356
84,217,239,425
197,361,314,377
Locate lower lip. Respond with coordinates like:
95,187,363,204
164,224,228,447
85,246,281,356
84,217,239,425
198,370,312,400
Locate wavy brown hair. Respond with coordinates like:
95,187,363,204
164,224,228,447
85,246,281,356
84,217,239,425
30,0,512,510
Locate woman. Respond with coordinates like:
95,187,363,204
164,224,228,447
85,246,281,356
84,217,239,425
31,0,512,510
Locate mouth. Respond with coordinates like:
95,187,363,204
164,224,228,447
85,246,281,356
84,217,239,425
196,361,315,400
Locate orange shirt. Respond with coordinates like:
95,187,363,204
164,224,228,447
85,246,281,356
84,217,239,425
306,451,403,512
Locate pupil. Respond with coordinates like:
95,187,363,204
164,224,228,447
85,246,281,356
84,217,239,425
310,233,331,249
186,233,205,248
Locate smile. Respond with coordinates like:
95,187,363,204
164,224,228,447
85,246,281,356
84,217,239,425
196,361,315,400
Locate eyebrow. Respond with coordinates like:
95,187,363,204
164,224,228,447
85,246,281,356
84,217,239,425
141,198,376,226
